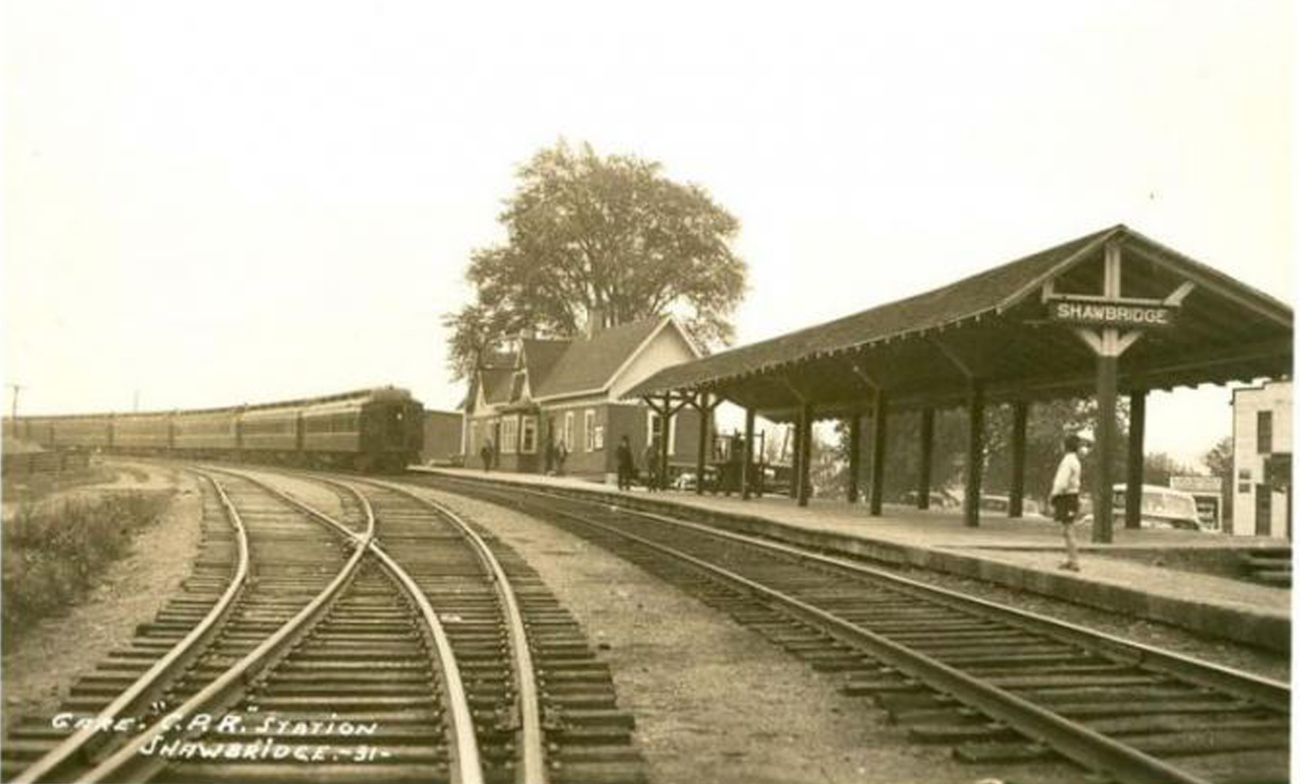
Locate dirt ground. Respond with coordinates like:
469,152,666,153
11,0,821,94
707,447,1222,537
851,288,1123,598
396,484,1079,784
1,462,203,738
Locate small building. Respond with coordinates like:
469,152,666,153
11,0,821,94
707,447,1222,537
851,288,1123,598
462,316,704,483
1231,379,1292,538
421,410,463,465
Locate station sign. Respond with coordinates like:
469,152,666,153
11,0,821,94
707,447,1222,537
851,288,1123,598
1046,296,1177,328
1170,475,1223,494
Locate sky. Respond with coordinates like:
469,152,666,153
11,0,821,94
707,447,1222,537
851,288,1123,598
3,0,1294,470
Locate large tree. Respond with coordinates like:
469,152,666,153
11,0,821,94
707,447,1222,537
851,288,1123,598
444,141,747,379
1202,436,1234,521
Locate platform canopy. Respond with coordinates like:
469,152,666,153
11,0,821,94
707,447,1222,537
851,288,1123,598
625,225,1292,420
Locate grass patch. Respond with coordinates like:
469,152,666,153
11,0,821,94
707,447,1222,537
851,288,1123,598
2,491,173,645
2,465,117,507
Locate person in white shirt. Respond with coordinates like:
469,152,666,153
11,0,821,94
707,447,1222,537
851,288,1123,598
1049,433,1088,571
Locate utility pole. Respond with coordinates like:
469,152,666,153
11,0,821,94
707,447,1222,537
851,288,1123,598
8,383,22,422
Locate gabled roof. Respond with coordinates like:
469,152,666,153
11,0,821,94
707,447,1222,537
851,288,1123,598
479,368,516,405
468,316,693,410
625,225,1292,415
479,349,516,369
519,338,570,392
533,318,668,400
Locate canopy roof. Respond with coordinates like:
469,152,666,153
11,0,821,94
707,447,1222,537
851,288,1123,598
625,225,1292,421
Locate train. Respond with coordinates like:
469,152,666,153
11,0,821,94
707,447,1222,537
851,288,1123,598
3,387,424,472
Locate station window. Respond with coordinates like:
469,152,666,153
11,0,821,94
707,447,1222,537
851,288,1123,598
520,416,537,454
1257,411,1273,454
564,412,575,452
584,410,597,452
501,417,519,454
646,410,676,454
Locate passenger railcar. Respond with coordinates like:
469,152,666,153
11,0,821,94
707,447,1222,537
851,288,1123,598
3,387,423,473
51,415,112,449
115,413,173,452
174,409,240,455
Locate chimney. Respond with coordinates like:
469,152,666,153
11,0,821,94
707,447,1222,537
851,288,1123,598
587,307,606,339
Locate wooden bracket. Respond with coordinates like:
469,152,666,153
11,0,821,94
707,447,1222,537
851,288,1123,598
928,337,976,379
779,376,809,404
1165,281,1196,306
1075,326,1143,358
688,390,722,414
1040,278,1056,304
848,361,880,391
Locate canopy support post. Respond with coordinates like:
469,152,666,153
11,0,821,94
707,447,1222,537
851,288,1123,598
847,412,863,504
1009,401,1029,518
918,407,934,509
741,407,755,500
870,390,888,516
1126,390,1147,528
964,382,985,527
797,403,813,506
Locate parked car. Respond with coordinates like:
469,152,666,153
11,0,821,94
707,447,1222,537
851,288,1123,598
1080,485,1207,531
1114,485,1206,531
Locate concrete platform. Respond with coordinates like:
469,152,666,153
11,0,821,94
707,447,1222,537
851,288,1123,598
415,467,1292,653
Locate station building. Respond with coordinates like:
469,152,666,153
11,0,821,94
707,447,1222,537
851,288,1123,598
461,316,704,483
1231,379,1292,538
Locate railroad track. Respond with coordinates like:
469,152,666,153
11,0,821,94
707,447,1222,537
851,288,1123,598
414,473,1291,784
4,466,643,784
314,474,644,784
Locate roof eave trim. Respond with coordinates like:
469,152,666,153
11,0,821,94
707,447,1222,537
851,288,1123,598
621,312,994,399
534,386,611,404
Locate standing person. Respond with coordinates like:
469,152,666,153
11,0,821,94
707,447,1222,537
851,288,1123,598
616,435,635,491
480,438,494,473
1049,433,1088,571
555,440,569,476
643,439,660,491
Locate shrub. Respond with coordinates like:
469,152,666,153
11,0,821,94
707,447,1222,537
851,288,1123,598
1,491,172,645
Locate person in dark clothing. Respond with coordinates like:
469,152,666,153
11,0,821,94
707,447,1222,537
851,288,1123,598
555,440,569,476
616,436,635,490
643,439,660,491
480,438,494,472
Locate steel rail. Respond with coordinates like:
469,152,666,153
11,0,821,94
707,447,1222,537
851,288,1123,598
437,479,1225,784
233,469,487,784
622,504,1292,710
76,468,375,784
13,470,252,784
445,476,1290,709
363,477,548,784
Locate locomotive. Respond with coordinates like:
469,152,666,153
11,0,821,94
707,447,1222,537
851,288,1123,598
6,387,424,472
